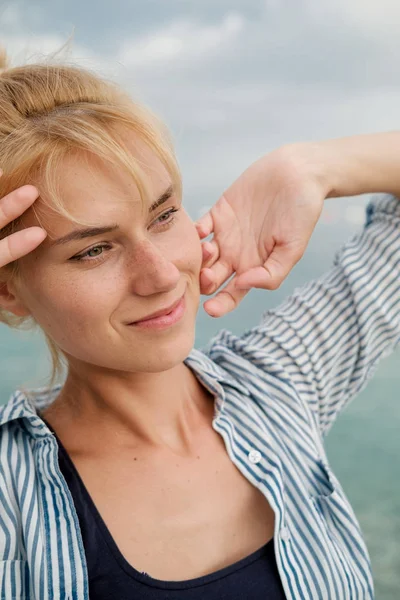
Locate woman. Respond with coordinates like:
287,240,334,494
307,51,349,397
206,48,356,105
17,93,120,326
0,50,399,600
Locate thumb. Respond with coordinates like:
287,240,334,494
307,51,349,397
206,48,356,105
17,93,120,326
235,245,302,291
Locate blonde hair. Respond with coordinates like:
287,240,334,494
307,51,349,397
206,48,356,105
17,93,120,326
0,47,181,389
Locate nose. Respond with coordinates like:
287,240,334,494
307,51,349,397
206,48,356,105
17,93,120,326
128,239,181,296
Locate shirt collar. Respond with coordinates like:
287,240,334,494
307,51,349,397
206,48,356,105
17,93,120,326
185,336,250,397
0,340,248,439
0,384,62,440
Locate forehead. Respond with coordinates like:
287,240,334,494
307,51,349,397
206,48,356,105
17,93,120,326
22,139,171,233
54,137,170,211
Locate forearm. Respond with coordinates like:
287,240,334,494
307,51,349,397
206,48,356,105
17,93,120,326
289,132,400,199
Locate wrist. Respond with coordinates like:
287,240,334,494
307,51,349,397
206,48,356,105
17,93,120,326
308,138,366,199
275,142,337,199
283,133,400,199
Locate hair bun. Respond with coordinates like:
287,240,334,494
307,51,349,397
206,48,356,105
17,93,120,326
0,47,9,74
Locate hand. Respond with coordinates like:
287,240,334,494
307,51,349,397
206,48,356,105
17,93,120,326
0,177,47,268
195,145,329,317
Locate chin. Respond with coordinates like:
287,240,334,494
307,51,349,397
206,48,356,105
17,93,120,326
94,324,197,374
139,329,196,373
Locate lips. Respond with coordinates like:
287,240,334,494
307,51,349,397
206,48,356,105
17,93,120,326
129,294,184,324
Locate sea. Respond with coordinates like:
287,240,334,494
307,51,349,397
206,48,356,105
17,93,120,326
1,207,399,598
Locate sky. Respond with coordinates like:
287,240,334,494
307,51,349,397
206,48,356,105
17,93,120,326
1,0,400,224
2,6,400,594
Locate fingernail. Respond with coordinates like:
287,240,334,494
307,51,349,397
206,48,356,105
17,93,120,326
204,300,218,317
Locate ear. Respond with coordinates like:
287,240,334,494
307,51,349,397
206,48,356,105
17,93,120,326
0,280,32,317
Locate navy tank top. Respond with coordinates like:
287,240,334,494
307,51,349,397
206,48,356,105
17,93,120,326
47,420,286,599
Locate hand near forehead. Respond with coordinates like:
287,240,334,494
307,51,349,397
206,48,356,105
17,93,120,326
0,179,47,268
196,147,326,318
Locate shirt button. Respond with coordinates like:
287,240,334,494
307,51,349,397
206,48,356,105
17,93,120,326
281,527,291,541
248,449,262,464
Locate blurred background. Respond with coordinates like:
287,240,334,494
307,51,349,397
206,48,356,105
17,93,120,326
1,1,399,597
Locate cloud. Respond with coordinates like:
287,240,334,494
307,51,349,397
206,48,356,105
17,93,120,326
2,0,400,213
3,33,71,62
0,27,113,78
0,2,21,27
0,1,109,74
303,0,400,34
118,12,245,68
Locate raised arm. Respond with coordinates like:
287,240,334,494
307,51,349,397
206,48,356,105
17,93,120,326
196,131,400,317
312,132,400,199
242,193,400,434
196,133,400,434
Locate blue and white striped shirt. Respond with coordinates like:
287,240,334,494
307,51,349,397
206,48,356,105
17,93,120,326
1,194,399,599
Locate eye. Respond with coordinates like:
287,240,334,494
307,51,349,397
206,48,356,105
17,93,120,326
70,208,180,263
85,246,103,258
71,243,112,262
153,207,179,228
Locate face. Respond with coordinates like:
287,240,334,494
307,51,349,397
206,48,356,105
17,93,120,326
14,140,203,375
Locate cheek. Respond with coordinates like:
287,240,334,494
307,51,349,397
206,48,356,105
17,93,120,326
21,266,119,333
175,218,203,274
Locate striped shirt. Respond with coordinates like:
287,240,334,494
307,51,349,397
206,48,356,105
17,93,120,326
1,194,399,600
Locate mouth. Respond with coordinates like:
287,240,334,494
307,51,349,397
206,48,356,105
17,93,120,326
127,292,186,330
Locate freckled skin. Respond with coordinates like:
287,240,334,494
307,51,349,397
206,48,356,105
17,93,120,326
5,138,278,581
15,143,203,377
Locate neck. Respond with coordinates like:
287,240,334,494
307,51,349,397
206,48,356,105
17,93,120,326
43,360,215,455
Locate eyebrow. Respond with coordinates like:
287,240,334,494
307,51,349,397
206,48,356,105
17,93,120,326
50,185,175,247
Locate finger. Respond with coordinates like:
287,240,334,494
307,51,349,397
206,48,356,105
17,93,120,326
0,227,47,267
235,245,303,291
203,277,250,317
0,185,40,229
201,239,219,268
195,211,213,239
199,258,232,296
